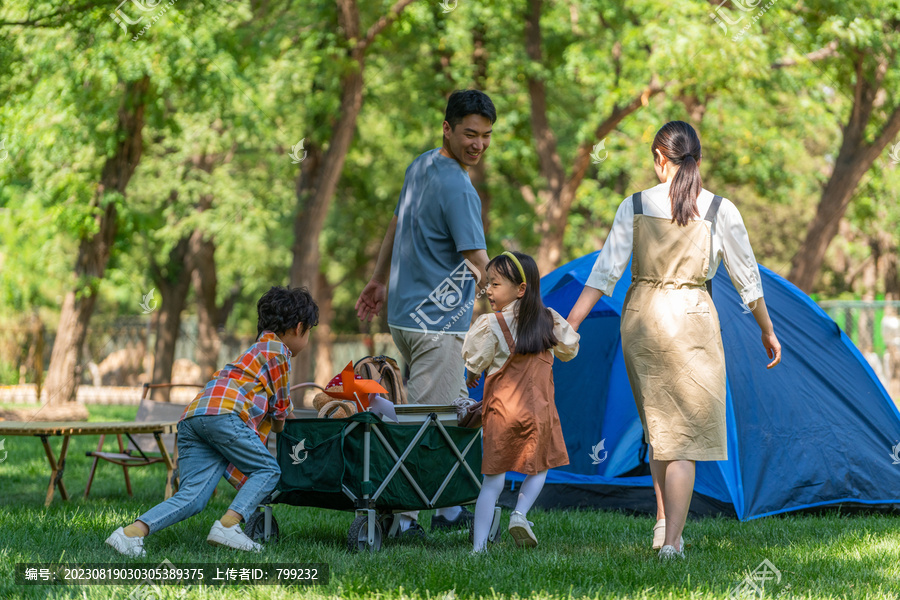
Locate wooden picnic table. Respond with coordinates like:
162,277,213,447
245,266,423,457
0,421,178,507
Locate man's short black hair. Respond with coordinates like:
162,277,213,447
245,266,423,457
257,286,319,337
444,89,496,130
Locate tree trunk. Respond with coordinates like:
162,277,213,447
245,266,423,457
678,93,708,125
289,0,416,385
20,313,46,397
42,76,150,415
470,23,492,239
290,142,325,386
191,219,221,381
311,272,336,407
789,149,889,293
789,53,900,292
149,233,193,401
524,0,663,274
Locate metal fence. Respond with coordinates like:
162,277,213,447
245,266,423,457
0,315,400,403
818,301,900,399
7,301,895,404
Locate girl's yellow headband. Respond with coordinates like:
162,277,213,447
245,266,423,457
502,251,526,285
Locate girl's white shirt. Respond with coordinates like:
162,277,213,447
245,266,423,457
462,299,580,377
586,181,764,306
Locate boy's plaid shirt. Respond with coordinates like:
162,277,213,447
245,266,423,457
181,331,293,488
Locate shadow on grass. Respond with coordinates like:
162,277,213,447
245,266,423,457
1,403,898,599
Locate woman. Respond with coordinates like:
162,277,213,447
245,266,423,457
566,121,781,560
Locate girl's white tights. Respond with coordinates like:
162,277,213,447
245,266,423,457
514,469,547,515
472,470,548,552
472,474,505,552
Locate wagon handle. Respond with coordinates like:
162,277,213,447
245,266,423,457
290,382,326,392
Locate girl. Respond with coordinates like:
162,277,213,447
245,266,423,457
462,251,579,552
567,121,781,559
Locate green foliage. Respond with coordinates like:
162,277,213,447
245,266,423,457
1,0,899,340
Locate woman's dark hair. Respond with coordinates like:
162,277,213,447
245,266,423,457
486,251,558,355
651,121,703,227
444,89,497,130
257,286,319,338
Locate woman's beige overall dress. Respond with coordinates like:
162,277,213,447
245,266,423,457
620,192,728,461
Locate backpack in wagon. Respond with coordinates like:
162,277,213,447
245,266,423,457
354,355,407,405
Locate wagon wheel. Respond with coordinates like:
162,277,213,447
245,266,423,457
379,513,401,538
469,506,502,544
488,506,504,543
246,509,279,544
347,515,383,552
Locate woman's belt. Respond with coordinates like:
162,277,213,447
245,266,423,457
631,278,707,290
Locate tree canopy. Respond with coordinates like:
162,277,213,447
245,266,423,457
1,0,898,394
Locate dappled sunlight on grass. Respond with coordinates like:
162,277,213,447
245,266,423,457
1,404,898,599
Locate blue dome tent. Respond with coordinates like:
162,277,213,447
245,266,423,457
479,251,900,520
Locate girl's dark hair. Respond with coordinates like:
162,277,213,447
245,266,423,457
651,121,703,227
257,286,319,338
444,89,497,129
487,251,558,355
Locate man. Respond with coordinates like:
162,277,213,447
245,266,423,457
356,89,495,536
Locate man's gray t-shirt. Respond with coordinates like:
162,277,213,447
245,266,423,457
387,148,486,334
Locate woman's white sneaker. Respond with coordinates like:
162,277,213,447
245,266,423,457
106,527,146,557
207,520,263,552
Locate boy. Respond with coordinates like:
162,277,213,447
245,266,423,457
106,286,318,556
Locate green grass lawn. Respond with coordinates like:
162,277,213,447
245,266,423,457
0,404,898,600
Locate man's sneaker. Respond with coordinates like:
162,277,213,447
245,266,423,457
508,511,537,548
431,507,475,532
400,520,426,539
106,527,146,558
207,520,263,552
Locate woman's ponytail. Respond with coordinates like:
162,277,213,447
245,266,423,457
651,121,703,227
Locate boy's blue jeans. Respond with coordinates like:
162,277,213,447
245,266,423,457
138,413,280,534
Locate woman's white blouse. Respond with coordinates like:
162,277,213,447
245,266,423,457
462,299,580,377
585,182,764,306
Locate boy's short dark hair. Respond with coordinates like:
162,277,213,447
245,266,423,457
257,286,319,337
444,89,496,130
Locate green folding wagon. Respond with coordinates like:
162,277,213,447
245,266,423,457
245,409,490,552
